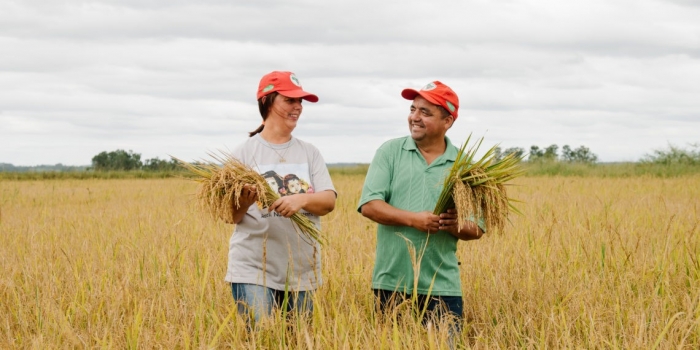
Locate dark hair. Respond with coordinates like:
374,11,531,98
262,170,284,189
283,174,305,194
283,173,300,185
437,105,451,119
248,91,280,137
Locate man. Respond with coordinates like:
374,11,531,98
357,81,484,327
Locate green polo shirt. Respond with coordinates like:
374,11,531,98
358,136,465,296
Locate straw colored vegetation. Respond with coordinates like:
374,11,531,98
434,137,525,234
1,174,699,348
174,153,321,244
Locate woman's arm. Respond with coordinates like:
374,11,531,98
268,190,336,217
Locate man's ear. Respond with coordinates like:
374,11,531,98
444,115,455,130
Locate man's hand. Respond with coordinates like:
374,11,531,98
439,209,484,240
410,211,441,234
438,208,460,235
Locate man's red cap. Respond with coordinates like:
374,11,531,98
257,71,318,102
401,81,459,119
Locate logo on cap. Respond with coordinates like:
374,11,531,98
289,73,301,87
262,84,275,93
446,101,456,112
422,82,436,91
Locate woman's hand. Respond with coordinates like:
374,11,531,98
268,195,306,218
237,184,259,209
229,184,259,224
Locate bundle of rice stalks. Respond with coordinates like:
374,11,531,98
433,135,525,234
172,151,323,244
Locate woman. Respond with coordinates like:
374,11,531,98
227,71,336,323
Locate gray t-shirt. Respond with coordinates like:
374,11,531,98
225,134,335,291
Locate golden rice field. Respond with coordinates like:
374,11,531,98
1,174,699,349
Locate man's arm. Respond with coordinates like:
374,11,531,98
360,199,441,234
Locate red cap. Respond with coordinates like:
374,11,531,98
256,71,318,102
401,81,459,119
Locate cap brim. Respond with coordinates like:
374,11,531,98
401,89,420,101
401,88,442,107
278,89,319,103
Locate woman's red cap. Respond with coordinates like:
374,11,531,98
257,71,318,102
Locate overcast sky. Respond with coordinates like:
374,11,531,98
1,0,699,166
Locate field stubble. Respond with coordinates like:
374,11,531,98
0,175,699,348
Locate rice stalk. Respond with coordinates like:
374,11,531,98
433,135,525,234
172,151,323,244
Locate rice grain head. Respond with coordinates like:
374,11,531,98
434,135,524,235
173,152,323,244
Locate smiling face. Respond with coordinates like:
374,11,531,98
267,94,303,131
407,95,453,145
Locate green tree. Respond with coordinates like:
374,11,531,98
529,144,558,162
641,143,699,165
496,147,525,161
543,144,559,160
91,150,143,171
493,146,503,161
143,157,179,171
562,145,598,163
504,147,525,159
529,145,544,161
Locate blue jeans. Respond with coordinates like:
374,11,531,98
374,289,463,348
373,288,463,334
373,289,464,320
231,283,313,324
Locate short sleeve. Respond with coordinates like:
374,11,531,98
231,141,250,167
357,145,392,213
309,146,335,194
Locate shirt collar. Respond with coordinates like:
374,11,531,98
402,136,458,165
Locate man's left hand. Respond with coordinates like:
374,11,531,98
438,208,460,235
439,208,484,240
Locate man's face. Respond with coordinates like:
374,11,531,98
407,96,452,144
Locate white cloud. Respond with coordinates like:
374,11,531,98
1,0,699,165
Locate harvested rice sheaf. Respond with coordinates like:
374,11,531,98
433,135,525,234
173,152,323,245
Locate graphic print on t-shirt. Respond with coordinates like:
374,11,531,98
257,163,315,198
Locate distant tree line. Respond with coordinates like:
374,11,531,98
3,143,697,174
493,144,599,164
0,163,88,173
91,149,179,171
641,143,699,165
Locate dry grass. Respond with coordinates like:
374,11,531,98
1,175,699,348
174,152,322,244
434,136,524,234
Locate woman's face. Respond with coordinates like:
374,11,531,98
265,177,279,193
287,179,301,194
267,95,303,131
